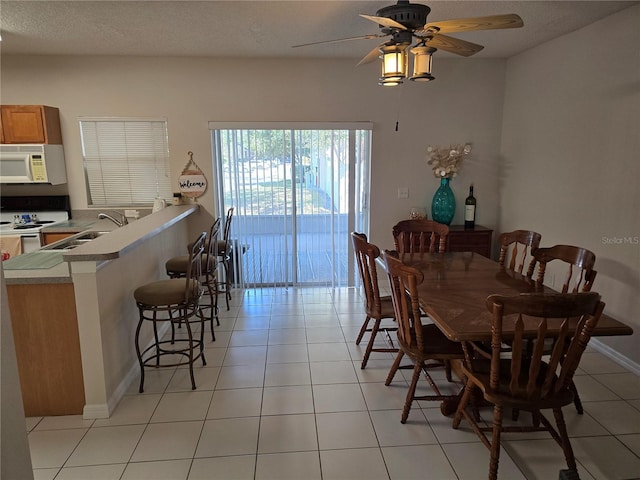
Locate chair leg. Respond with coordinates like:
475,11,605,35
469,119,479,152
134,310,145,394
221,259,231,310
196,307,207,366
153,314,161,367
553,407,579,473
183,307,197,390
401,362,421,424
214,276,220,327
570,380,584,414
452,381,474,429
355,316,372,346
444,360,452,382
361,317,382,369
205,278,217,342
488,405,504,480
385,351,405,385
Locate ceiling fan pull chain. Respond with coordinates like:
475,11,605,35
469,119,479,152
394,84,404,131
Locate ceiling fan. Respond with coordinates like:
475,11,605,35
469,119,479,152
293,0,524,85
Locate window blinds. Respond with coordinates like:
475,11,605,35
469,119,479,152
79,119,172,206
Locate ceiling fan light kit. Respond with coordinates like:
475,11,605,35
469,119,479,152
409,44,435,82
293,0,523,87
379,43,408,86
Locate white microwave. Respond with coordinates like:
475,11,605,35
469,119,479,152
0,144,67,184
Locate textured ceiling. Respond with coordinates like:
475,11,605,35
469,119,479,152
0,1,636,60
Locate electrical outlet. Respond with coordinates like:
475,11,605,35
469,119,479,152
397,187,409,199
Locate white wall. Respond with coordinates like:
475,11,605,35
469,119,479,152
500,4,640,365
0,55,506,248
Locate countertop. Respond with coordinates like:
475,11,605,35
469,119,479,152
41,219,99,232
2,205,198,284
60,205,197,262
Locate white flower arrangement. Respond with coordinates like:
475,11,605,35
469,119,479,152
426,143,472,178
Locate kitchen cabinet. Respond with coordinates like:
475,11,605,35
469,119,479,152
7,282,85,416
446,225,493,258
0,105,62,144
42,232,75,245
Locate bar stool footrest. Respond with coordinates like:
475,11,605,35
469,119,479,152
139,339,206,369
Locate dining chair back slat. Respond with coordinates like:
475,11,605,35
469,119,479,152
497,230,541,275
532,245,597,293
392,219,449,254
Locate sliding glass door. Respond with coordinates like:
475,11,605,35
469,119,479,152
210,123,371,288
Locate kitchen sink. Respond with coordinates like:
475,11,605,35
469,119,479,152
47,239,90,250
76,231,109,240
42,230,110,251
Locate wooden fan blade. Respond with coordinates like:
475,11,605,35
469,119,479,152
292,33,386,48
360,14,408,31
426,34,484,57
357,44,384,66
416,14,523,35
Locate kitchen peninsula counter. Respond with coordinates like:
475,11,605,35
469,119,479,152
62,204,196,261
3,206,197,284
4,204,199,418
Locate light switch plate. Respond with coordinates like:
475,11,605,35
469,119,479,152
397,187,409,199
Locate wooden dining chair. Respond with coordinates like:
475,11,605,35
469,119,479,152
529,244,598,415
392,219,449,254
452,291,605,480
350,232,398,369
497,229,541,275
532,244,597,293
381,250,465,423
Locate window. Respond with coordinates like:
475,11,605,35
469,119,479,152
79,118,172,207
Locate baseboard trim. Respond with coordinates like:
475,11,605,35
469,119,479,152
83,403,110,419
590,338,640,376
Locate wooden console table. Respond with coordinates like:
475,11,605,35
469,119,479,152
446,225,493,258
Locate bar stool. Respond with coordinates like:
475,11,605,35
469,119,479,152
166,219,221,340
217,207,234,310
134,232,207,393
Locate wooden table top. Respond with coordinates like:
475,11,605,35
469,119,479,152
389,251,633,342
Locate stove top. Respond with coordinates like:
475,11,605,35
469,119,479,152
0,211,70,234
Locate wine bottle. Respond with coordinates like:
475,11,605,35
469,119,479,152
464,184,476,229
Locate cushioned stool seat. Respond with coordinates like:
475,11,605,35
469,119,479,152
134,232,207,393
134,278,200,306
165,254,213,278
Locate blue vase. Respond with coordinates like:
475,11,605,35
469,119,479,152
431,177,455,225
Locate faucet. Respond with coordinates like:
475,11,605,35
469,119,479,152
98,211,128,227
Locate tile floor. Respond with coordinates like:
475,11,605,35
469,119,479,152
27,287,640,480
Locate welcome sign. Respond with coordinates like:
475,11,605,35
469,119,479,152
180,151,207,198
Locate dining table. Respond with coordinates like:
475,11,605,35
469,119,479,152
382,251,634,413
390,251,633,342
381,250,635,480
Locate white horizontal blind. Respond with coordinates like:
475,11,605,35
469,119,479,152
80,119,172,206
